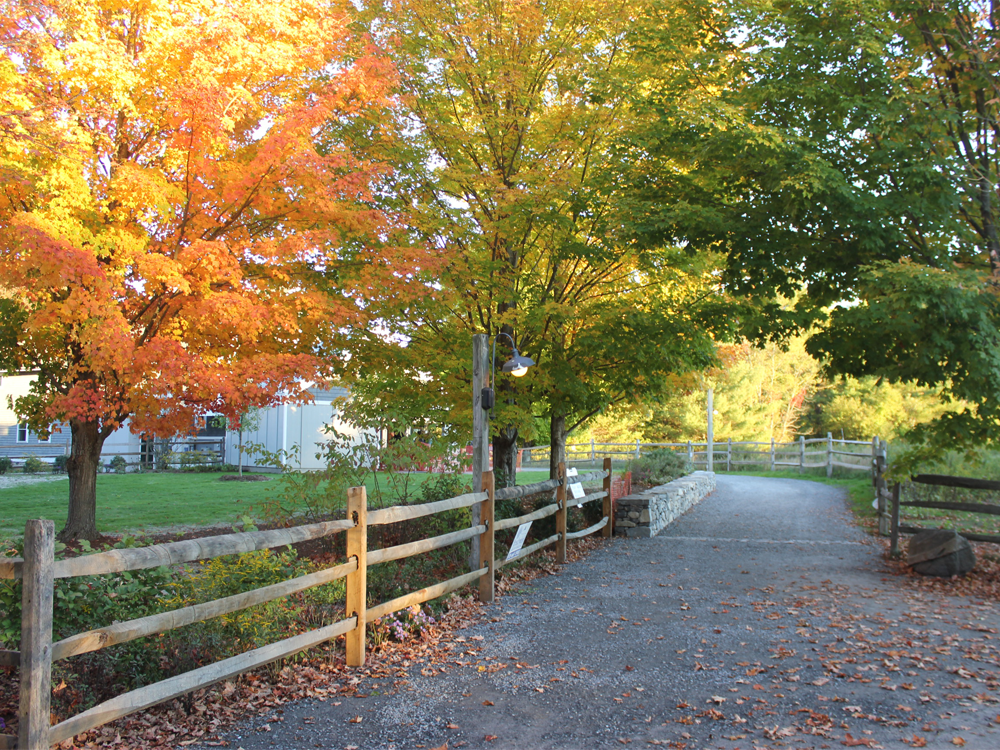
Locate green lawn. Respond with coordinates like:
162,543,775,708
0,473,277,540
0,468,557,542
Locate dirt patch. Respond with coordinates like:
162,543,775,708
218,474,271,482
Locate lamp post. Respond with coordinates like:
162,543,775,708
469,332,534,570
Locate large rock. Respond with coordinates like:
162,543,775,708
907,529,975,577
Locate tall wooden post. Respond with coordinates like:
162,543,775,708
470,334,489,570
345,486,367,668
478,471,496,603
602,457,613,538
889,482,901,555
770,438,776,471
555,462,567,564
687,441,693,465
798,436,805,474
706,388,714,472
19,519,54,750
726,438,732,472
826,432,834,478
590,437,596,463
875,439,891,536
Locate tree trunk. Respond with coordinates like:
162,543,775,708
549,408,566,481
492,427,518,489
60,419,107,542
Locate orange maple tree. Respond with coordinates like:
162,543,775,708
0,0,425,540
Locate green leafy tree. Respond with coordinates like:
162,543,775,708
621,0,1000,464
347,0,729,484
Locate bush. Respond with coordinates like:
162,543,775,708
0,456,11,475
164,548,316,654
420,472,470,504
109,455,128,474
53,455,68,473
1,537,176,649
22,456,45,474
630,449,692,487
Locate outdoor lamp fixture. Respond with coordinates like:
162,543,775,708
481,332,534,412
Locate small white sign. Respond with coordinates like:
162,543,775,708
566,467,578,478
505,521,533,562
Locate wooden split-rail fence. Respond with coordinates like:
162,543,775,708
887,473,1000,555
525,435,879,477
0,460,613,750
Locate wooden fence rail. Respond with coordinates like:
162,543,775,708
889,473,1000,555
522,435,878,478
4,459,613,749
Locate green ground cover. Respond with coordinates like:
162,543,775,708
0,468,556,542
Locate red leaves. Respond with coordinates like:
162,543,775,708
841,734,879,747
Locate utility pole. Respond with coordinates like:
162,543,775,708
470,334,489,570
706,388,714,472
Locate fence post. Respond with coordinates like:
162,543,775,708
826,432,834,478
798,436,805,473
479,471,496,603
889,482,901,555
687,441,693,465
590,438,595,462
602,457,613,538
770,438,775,471
726,438,732,472
634,439,640,460
875,439,891,536
346,486,367,668
19,519,54,750
556,462,567,564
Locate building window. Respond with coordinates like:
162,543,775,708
16,424,28,442
37,429,50,443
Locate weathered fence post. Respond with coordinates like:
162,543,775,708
889,482,901,555
827,432,834,478
770,438,776,472
874,439,891,536
470,334,489,572
634,439,640,460
726,438,732,472
556,462,567,564
479,471,496,603
687,441,693,465
590,438,595,462
19,519,54,750
602,457,613,539
346,486,367,668
798,436,805,474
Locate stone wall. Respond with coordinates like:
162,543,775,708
614,471,716,538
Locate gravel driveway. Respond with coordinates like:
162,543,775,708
192,475,1000,750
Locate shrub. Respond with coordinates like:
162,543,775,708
53,455,68,473
0,456,11,475
22,456,45,474
630,449,692,487
164,547,315,654
1,537,176,648
179,451,207,471
420,472,470,504
109,455,127,474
